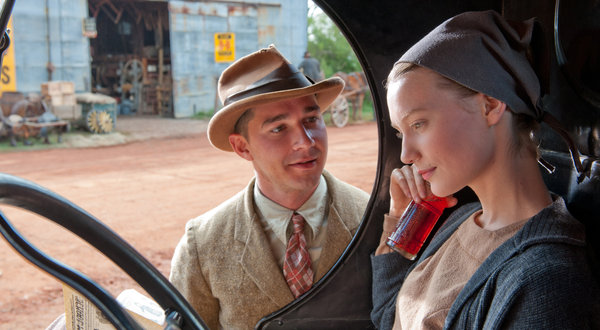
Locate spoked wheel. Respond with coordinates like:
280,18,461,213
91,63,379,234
11,99,43,118
329,95,349,128
121,59,144,84
86,110,114,134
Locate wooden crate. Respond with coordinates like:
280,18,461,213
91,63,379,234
63,94,76,106
45,95,63,106
44,94,76,107
60,81,75,94
41,81,62,96
41,81,75,96
52,104,82,120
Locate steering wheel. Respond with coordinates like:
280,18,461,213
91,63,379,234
0,173,208,330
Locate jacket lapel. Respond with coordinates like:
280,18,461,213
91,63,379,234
235,180,295,307
315,204,353,279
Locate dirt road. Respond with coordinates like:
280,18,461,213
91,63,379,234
0,119,379,329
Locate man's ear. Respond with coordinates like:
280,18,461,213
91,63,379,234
482,94,507,127
229,134,253,161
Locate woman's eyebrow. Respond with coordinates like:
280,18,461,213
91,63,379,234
400,107,427,123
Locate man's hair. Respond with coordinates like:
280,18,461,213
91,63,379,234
233,108,255,140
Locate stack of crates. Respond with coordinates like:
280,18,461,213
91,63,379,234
41,81,81,120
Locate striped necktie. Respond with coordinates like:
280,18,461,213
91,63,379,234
283,212,314,298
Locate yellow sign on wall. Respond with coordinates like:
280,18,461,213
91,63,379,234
0,17,16,96
214,33,235,63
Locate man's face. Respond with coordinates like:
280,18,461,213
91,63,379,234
229,95,328,206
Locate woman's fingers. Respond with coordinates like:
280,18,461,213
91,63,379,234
393,166,430,203
390,168,410,199
410,165,430,202
390,164,459,216
445,195,458,208
389,168,411,217
389,166,427,216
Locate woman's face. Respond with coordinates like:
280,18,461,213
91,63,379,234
386,67,496,197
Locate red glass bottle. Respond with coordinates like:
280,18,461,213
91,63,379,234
386,196,449,260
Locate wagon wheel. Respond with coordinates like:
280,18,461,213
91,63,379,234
4,114,30,146
11,99,43,118
120,59,144,112
86,110,113,134
329,95,349,127
0,110,6,133
121,59,143,84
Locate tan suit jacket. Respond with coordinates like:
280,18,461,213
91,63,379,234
170,171,369,329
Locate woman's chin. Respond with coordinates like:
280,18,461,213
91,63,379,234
430,183,458,199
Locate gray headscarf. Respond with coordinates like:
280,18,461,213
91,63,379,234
396,10,586,181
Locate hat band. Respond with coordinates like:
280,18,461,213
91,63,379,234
223,63,312,106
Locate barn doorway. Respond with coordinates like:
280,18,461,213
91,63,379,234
88,0,173,117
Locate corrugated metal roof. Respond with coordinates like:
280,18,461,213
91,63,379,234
6,0,308,118
169,0,307,118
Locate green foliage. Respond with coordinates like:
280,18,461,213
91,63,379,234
192,110,215,121
308,4,374,126
0,132,71,152
361,92,375,121
307,10,362,78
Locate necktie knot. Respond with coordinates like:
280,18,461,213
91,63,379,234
291,213,305,234
283,212,313,298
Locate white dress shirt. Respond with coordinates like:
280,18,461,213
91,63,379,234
253,175,329,274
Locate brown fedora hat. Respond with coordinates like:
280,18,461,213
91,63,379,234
207,44,345,151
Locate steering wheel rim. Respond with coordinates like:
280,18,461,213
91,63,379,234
0,173,208,330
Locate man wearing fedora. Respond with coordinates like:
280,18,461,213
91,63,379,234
169,45,370,329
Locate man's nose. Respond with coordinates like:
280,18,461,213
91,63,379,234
293,125,315,149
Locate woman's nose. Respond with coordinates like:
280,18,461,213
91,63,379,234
400,137,417,164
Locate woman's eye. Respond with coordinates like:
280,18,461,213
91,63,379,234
411,121,425,130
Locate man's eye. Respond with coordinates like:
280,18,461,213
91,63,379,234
271,125,284,133
306,116,319,123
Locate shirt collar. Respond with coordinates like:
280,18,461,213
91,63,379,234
254,175,328,244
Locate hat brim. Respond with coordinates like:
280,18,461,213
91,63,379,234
208,76,344,151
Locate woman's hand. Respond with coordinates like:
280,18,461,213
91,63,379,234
375,165,457,256
389,166,429,217
389,165,458,216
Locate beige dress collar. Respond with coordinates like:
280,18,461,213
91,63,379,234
254,175,328,243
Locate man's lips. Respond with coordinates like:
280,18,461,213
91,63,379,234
290,158,318,168
418,167,436,181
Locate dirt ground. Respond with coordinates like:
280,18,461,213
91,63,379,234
0,116,379,329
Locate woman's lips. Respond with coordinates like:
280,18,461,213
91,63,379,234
418,167,436,181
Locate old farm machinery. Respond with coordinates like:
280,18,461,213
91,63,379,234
325,71,369,127
0,93,69,146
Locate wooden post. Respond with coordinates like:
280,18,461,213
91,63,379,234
213,76,220,115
